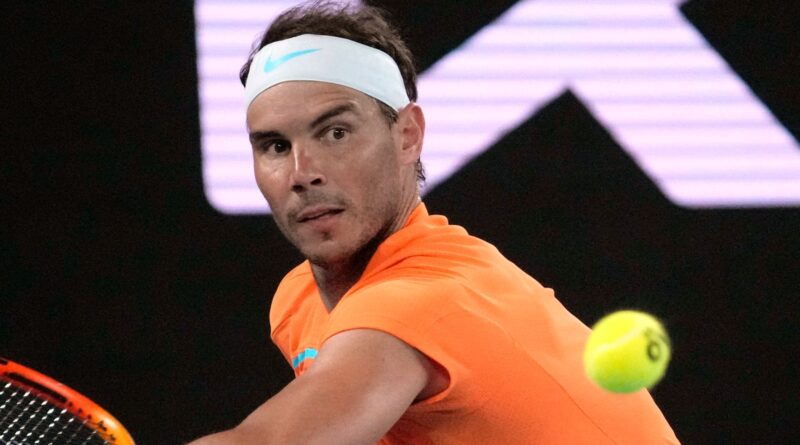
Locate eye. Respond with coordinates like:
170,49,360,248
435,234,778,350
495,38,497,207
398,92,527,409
323,127,349,142
272,140,290,153
258,139,290,154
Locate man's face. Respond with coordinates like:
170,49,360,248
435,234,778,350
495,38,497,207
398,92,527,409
246,81,409,266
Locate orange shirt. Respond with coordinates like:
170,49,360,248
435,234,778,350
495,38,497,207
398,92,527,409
270,203,680,444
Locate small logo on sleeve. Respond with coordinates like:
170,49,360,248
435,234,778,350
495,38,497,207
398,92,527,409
291,347,318,370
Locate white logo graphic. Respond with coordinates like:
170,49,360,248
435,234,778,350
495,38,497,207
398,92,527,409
195,0,800,212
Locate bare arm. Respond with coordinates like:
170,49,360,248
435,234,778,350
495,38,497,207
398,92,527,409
188,329,441,445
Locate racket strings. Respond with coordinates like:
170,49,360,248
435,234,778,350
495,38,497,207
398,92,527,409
0,381,109,445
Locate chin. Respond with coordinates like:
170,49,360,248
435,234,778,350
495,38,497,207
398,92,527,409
301,241,354,267
295,219,389,268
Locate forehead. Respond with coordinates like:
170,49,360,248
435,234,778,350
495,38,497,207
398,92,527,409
246,81,381,131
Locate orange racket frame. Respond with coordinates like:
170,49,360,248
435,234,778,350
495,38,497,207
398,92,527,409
0,357,135,445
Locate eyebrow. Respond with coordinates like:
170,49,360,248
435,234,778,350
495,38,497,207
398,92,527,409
308,103,358,130
248,103,358,144
248,130,283,145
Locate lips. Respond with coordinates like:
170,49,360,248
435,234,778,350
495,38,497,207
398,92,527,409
296,206,344,223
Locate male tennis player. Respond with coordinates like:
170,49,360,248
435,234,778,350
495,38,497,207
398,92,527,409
189,2,680,444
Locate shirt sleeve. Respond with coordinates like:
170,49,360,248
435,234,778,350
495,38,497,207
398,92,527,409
321,276,515,411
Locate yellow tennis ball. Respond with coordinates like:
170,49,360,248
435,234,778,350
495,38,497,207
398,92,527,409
583,310,671,393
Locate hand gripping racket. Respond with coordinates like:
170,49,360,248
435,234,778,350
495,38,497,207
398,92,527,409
0,357,135,444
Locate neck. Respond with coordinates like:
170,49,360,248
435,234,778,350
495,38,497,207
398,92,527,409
311,240,378,312
312,194,421,311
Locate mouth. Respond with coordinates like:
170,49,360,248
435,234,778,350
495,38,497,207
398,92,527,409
296,206,345,223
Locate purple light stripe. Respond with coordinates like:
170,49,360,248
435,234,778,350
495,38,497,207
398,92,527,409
588,103,773,123
505,1,678,19
204,157,251,169
204,167,254,183
612,125,795,140
199,56,252,77
202,159,250,168
215,96,543,106
200,92,247,104
197,27,263,41
199,79,243,90
198,20,285,26
609,122,780,128
201,119,245,129
196,2,300,22
618,144,792,156
202,110,247,129
204,131,250,138
613,128,795,147
666,178,800,187
203,126,248,134
416,98,556,105
200,74,738,87
662,174,800,182
456,46,708,53
203,143,249,157
586,97,753,104
567,73,744,81
496,20,683,27
592,114,774,126
197,49,260,57
199,98,246,106
663,180,800,207
196,40,262,53
418,79,747,100
422,133,510,154
207,183,260,190
420,70,731,80
423,104,534,120
499,19,687,31
572,80,750,99
639,155,800,174
201,153,242,161
198,20,286,26
427,52,726,72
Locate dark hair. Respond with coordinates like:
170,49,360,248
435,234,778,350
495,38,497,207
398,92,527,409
240,1,425,184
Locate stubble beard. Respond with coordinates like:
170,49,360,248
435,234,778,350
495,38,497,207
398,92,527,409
304,202,395,271
276,190,399,273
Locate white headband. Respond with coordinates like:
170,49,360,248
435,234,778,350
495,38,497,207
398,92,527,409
244,34,410,110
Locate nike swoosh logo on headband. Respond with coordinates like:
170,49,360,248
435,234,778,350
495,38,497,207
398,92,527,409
264,48,321,73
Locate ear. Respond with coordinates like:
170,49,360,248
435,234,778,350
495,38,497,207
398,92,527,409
394,103,425,167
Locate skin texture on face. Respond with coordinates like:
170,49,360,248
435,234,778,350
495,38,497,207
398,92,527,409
247,81,423,305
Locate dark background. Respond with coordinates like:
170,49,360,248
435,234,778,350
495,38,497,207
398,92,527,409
3,1,799,443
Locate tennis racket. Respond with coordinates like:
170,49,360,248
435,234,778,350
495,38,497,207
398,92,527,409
0,357,135,445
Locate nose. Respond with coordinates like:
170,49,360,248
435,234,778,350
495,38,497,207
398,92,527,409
289,143,326,192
